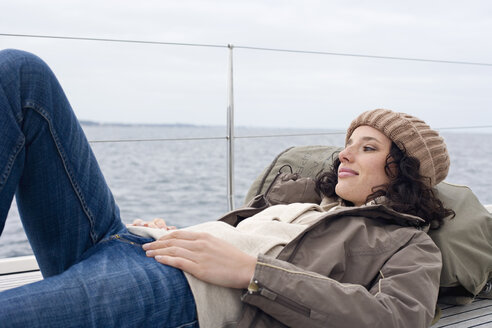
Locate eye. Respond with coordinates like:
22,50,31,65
363,146,376,152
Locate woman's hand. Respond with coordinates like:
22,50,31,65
127,218,177,230
143,230,256,289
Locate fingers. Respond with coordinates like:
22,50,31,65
144,238,201,252
156,230,206,241
144,234,206,266
143,231,210,262
128,218,144,226
143,231,206,252
146,243,200,263
154,255,198,273
143,218,165,229
127,218,170,229
152,218,167,229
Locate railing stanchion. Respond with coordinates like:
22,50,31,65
227,44,235,210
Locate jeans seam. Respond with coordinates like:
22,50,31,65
0,135,24,192
23,101,98,244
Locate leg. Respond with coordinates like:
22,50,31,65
0,234,198,328
0,49,125,276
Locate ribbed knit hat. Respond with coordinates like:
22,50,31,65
346,109,449,186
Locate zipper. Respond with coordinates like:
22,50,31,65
273,292,311,317
108,234,138,246
247,290,311,327
247,292,311,328
249,280,310,317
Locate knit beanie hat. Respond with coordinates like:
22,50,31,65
346,109,449,186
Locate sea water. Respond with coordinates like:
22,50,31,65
1,125,491,258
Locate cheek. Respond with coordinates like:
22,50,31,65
369,160,391,184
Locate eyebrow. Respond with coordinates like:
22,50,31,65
346,136,382,145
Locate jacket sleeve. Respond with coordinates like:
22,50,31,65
241,232,442,328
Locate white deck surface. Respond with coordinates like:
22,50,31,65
0,270,42,292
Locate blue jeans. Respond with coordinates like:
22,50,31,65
0,49,198,327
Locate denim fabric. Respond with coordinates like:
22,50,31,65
0,49,198,327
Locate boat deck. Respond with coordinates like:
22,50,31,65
0,270,42,291
0,255,490,327
435,299,492,327
0,255,41,291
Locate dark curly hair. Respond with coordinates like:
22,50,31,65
315,143,454,229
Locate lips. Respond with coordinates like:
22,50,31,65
338,167,359,178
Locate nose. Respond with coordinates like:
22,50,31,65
339,145,353,163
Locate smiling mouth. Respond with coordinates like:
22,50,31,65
338,168,359,177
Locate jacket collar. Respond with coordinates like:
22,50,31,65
320,196,427,229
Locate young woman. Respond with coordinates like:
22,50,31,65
0,49,452,327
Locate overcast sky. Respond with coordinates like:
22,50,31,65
0,0,491,130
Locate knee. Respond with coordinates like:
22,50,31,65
0,49,44,64
0,49,52,78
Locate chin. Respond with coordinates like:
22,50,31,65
335,189,363,206
335,184,351,200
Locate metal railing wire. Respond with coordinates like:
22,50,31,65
85,126,492,144
0,33,226,49
2,33,492,66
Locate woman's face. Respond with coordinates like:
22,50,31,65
335,125,393,206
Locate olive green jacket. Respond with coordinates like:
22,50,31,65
221,202,441,328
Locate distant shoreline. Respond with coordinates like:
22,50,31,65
80,120,198,128
79,120,345,132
